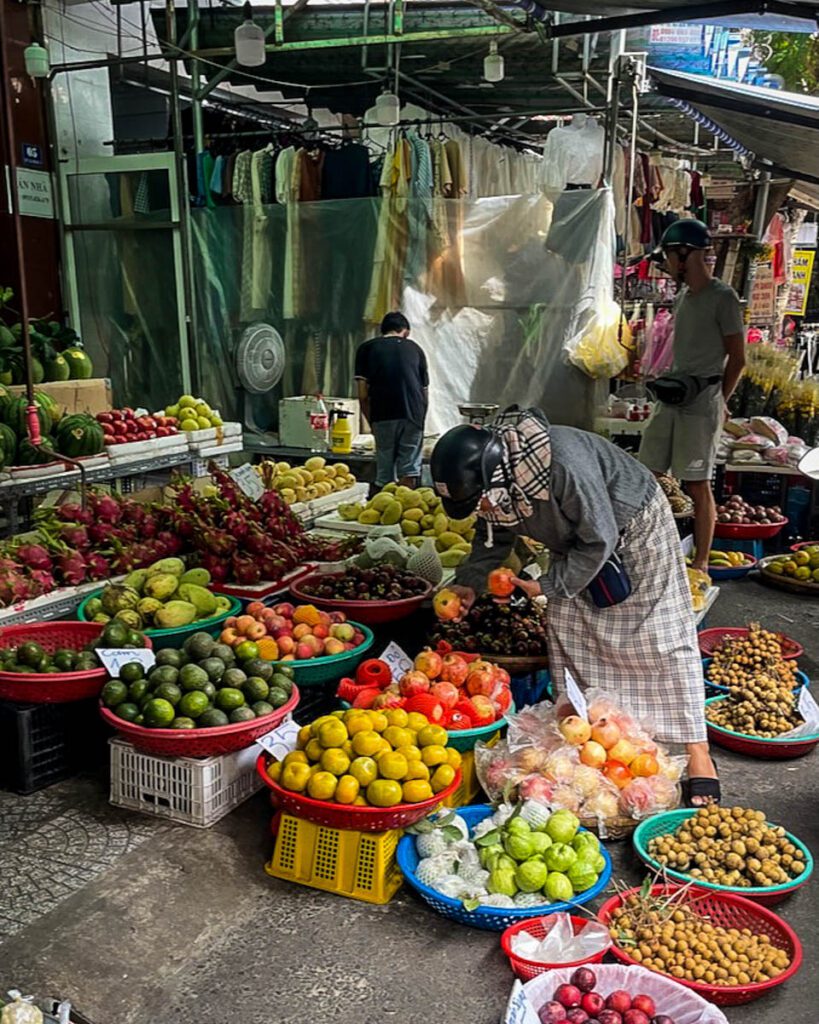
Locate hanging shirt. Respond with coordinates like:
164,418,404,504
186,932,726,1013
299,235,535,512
354,335,429,427
321,144,374,199
539,121,604,192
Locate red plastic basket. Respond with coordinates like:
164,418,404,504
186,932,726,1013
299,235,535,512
697,627,803,660
500,916,610,981
705,697,819,759
598,885,802,1006
790,540,819,552
290,572,433,625
713,517,787,540
99,685,299,756
257,752,461,830
0,622,154,704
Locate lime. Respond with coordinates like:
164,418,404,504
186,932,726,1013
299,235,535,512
252,700,274,717
120,662,145,684
53,650,76,672
180,418,198,432
202,681,217,701
243,658,273,681
211,643,235,664
142,698,176,728
229,706,256,723
183,631,216,658
199,708,229,728
200,657,226,683
18,642,46,667
171,717,196,729
178,394,197,408
101,680,128,708
178,690,210,719
235,641,259,663
243,677,270,702
115,701,140,722
128,679,150,703
154,681,183,706
126,630,145,648
134,714,145,725
271,673,293,695
155,649,184,668
179,664,209,691
215,687,245,712
274,664,295,681
222,667,247,688
100,622,128,647
268,686,290,708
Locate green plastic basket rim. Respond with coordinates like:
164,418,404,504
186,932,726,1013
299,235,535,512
633,808,814,896
267,621,374,668
77,588,242,636
705,695,819,744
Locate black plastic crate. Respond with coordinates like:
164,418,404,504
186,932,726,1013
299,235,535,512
0,699,108,794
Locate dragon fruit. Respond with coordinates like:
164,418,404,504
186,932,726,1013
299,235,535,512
15,544,53,573
56,550,88,586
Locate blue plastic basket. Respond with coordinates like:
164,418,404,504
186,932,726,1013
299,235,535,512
702,658,809,696
706,555,758,581
633,809,814,905
396,803,613,931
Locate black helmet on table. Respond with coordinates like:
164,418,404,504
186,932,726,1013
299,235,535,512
430,425,504,519
660,218,711,251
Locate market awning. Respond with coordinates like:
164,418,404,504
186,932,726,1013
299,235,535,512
650,67,819,186
540,0,819,33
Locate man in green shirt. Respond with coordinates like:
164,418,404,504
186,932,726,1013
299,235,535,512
640,220,746,571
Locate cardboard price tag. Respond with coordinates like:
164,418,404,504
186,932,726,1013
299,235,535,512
564,668,588,721
798,684,819,725
229,464,264,502
256,714,300,761
379,641,413,681
96,648,156,676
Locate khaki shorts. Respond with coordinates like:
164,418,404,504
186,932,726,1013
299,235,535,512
639,385,723,482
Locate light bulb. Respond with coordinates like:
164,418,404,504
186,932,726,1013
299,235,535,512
234,2,266,68
484,41,504,83
24,42,49,79
375,91,400,127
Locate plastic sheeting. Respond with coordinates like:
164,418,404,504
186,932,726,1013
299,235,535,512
189,187,614,434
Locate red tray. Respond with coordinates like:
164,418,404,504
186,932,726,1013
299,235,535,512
290,572,433,625
501,916,609,981
212,563,316,600
0,622,153,704
257,752,460,830
790,540,819,552
713,517,787,540
99,686,299,756
698,626,803,660
598,884,802,1006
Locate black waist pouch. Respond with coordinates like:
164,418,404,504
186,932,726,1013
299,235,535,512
587,552,632,608
647,374,722,406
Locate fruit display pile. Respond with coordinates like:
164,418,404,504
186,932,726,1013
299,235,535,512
657,475,692,517
701,549,751,571
162,394,223,431
255,456,357,504
96,408,180,446
0,304,93,383
84,558,231,631
763,544,819,584
0,620,146,675
430,592,549,657
101,631,294,728
218,601,368,662
266,707,461,807
412,805,606,908
539,969,674,1024
338,484,475,566
299,564,429,602
647,806,808,889
476,693,682,823
607,887,792,987
0,388,106,467
337,648,511,728
716,494,784,526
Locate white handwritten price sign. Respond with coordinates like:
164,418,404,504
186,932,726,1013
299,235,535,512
96,649,156,676
256,714,301,761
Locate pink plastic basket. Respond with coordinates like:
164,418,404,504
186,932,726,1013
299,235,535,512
500,916,610,981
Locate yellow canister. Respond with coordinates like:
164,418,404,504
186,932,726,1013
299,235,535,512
330,411,353,454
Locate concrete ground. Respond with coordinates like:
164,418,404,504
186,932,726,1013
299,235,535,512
1,577,817,1024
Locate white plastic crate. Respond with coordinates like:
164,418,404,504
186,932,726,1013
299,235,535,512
109,738,262,827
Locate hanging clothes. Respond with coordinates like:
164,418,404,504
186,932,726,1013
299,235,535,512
248,148,275,311
404,131,434,288
276,146,297,320
321,143,374,199
538,117,604,193
365,137,412,325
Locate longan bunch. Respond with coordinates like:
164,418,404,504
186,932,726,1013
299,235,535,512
648,807,807,888
707,624,798,692
611,894,791,986
707,677,799,737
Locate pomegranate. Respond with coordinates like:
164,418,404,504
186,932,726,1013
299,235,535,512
414,648,443,679
579,740,607,768
581,994,605,1016
559,715,592,745
466,667,495,696
371,690,404,709
430,680,459,709
491,683,513,714
606,738,637,766
605,992,632,1015
630,996,655,1019
488,566,515,597
433,588,462,621
629,753,659,777
469,694,496,724
398,670,431,697
590,717,621,749
440,653,469,686
602,759,634,790
570,968,597,993
554,985,582,1009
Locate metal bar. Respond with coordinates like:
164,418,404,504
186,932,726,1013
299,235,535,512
189,0,204,155
744,170,771,300
63,221,179,231
393,0,404,35
551,12,560,73
275,0,284,45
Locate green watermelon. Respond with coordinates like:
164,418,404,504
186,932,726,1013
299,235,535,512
55,414,104,457
45,355,71,382
64,347,93,380
35,390,61,426
0,423,16,469
16,435,58,465
12,357,44,385
3,394,53,438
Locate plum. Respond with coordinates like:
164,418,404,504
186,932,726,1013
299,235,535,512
570,968,597,993
554,985,582,1009
539,1002,568,1024
581,994,605,1016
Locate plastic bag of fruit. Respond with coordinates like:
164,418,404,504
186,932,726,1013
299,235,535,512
503,963,729,1024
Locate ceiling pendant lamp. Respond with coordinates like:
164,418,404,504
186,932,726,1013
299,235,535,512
484,41,504,83
235,2,266,68
24,42,50,79
375,90,400,126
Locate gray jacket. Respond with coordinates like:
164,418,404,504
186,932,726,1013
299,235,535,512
455,426,658,599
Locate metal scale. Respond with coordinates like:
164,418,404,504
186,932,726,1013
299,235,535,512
457,402,498,427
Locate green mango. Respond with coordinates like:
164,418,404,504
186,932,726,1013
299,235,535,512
154,600,197,629
177,583,217,618
144,573,179,601
178,567,211,588
145,557,186,579
123,569,149,594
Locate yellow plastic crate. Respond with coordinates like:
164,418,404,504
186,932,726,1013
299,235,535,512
265,813,403,905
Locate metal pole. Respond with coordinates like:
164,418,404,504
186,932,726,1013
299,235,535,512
166,0,196,394
744,170,771,302
603,30,625,184
189,0,204,154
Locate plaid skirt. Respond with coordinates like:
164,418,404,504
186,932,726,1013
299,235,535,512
547,488,706,744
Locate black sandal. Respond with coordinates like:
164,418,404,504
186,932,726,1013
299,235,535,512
683,775,721,807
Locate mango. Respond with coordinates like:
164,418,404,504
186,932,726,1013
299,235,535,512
437,531,464,550
144,573,180,601
136,597,163,621
433,513,449,535
179,568,211,588
421,514,435,530
304,456,326,472
401,519,421,536
123,569,149,594
380,500,402,526
440,548,468,567
338,503,362,521
448,515,476,536
403,507,424,522
154,600,197,629
371,493,394,513
146,557,185,579
215,595,232,612
177,583,217,617
358,508,381,525
382,482,397,492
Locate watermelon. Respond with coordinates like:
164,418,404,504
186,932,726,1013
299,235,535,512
55,414,104,457
16,436,58,465
0,423,16,469
3,394,53,438
35,390,61,426
64,347,93,380
45,355,71,382
12,357,44,385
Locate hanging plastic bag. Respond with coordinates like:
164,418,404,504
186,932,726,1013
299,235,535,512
566,299,633,379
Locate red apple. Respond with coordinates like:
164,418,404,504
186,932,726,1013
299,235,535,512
312,624,329,640
276,635,295,655
324,638,345,656
566,1010,589,1024
295,642,314,660
414,648,443,679
330,622,355,642
328,611,346,623
246,601,265,617
439,653,469,686
623,1012,650,1024
630,997,655,1019
597,1012,622,1024
431,680,459,709
605,993,631,1016
292,623,312,640
554,985,582,1009
538,1003,567,1024
273,602,295,618
318,610,332,626
570,968,597,993
399,671,431,698
581,994,604,1017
